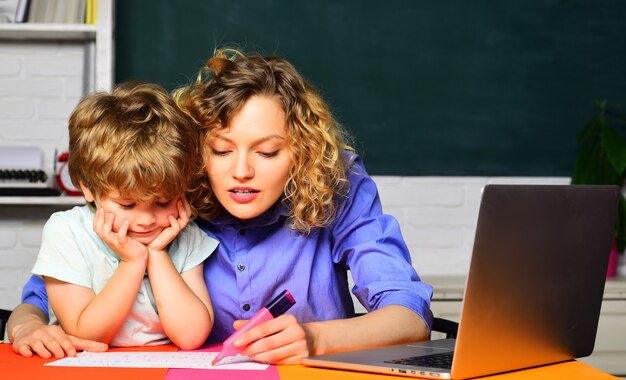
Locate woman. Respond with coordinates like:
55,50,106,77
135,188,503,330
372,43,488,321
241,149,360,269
9,49,433,364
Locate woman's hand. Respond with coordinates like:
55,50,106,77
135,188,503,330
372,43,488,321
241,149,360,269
148,197,191,252
230,305,429,365
231,314,310,364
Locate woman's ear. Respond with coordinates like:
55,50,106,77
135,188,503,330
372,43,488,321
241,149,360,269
80,182,95,203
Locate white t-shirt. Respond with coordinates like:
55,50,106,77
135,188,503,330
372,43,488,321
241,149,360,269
32,205,218,347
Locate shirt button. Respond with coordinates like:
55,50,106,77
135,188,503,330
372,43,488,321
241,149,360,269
237,263,245,271
243,304,251,311
239,228,246,236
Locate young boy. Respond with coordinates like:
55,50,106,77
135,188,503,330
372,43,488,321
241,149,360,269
31,82,217,350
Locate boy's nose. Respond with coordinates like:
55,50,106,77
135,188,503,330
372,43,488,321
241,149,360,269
135,210,156,226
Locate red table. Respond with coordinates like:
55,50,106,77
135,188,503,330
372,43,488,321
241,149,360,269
0,343,619,379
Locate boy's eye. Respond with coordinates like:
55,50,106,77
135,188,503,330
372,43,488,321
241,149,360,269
156,200,172,208
118,203,135,209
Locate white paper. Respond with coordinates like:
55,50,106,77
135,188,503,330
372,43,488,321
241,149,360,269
45,351,269,370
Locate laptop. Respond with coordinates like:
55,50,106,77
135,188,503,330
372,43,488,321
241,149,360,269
302,184,619,379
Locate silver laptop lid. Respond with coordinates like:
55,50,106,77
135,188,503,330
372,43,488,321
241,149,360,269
452,184,618,379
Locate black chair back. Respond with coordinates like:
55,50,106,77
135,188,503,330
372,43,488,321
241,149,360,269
0,309,12,340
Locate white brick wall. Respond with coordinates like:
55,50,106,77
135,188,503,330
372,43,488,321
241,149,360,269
0,40,86,169
375,176,573,276
0,206,64,311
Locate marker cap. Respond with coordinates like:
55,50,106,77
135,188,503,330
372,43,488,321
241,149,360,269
267,289,296,318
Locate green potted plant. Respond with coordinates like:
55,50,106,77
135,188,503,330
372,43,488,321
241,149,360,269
571,100,626,276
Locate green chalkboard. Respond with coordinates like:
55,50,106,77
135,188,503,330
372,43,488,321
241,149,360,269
115,0,626,176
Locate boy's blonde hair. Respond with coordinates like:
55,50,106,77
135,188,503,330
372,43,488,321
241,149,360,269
68,82,198,208
173,49,353,233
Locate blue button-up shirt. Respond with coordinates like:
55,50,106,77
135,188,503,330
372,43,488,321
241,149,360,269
23,154,433,343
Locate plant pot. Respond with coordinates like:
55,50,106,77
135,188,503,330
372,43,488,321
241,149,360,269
607,242,620,278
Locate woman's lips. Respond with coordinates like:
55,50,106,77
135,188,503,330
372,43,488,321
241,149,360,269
228,188,259,203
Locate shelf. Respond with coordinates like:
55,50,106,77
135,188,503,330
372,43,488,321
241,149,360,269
0,196,85,206
0,23,97,40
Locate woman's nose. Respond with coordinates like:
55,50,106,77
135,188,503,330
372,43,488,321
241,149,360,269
232,153,254,179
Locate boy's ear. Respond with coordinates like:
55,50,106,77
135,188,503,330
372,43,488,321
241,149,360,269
79,182,95,202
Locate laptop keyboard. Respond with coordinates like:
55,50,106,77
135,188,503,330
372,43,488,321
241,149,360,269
385,352,454,369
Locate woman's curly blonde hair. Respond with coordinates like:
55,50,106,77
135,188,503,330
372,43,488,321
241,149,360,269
173,49,353,234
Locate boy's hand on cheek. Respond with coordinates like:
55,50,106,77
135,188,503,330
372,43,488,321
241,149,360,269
93,208,148,264
147,198,191,252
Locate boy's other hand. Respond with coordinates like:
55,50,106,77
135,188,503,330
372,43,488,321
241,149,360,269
12,322,108,358
148,197,191,252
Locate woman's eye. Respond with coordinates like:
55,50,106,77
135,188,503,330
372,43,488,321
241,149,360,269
210,148,230,156
259,150,279,158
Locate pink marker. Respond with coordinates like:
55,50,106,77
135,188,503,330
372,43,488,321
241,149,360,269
212,289,296,366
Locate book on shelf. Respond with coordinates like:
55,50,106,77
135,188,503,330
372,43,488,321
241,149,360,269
0,0,20,23
14,0,29,22
28,0,48,23
85,0,97,24
0,0,97,25
17,0,92,25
